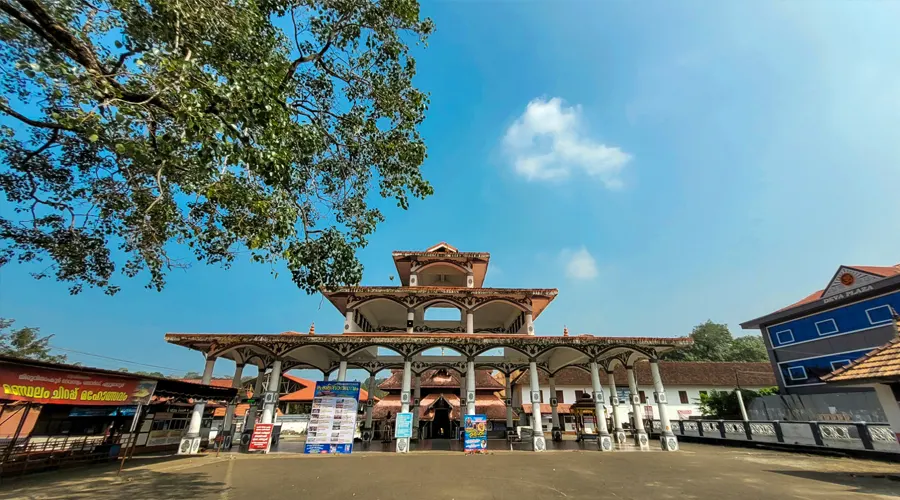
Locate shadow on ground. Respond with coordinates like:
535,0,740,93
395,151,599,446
769,470,900,497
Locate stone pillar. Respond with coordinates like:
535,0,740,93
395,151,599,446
505,374,514,431
337,359,348,381
458,374,466,436
626,365,649,450
549,376,561,441
874,384,900,444
344,310,356,333
590,361,613,452
397,360,412,453
528,361,546,451
407,308,415,333
650,359,678,451
607,370,626,444
466,360,476,415
222,362,245,446
466,311,474,334
323,370,330,382
244,372,265,431
260,359,282,424
412,374,421,440
179,356,216,454
364,375,376,437
524,312,534,336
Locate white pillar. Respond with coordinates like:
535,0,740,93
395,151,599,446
397,360,412,453
524,312,534,335
528,361,546,451
364,375,376,432
407,309,414,333
412,374,421,439
874,383,900,444
736,389,749,422
337,360,348,381
649,359,678,451
260,359,282,424
466,311,474,334
244,372,265,430
344,310,357,333
222,363,245,436
590,361,613,451
505,374,514,431
607,370,626,444
187,357,216,437
466,360,476,415
459,374,466,434
549,376,561,440
626,365,649,449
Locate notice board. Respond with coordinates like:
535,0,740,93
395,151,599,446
304,381,360,454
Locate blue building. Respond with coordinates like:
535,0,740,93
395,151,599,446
741,264,900,395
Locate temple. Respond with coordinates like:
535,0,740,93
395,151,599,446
166,242,694,453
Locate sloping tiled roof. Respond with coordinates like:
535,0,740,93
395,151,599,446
281,386,373,402
822,318,900,384
379,369,503,390
212,404,283,418
521,403,572,415
512,362,776,388
776,264,900,313
371,393,512,420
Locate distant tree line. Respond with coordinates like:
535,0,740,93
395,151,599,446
662,320,769,363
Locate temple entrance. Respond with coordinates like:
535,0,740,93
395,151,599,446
430,397,452,439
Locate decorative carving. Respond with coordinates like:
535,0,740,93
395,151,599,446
413,325,465,334
723,422,744,434
702,422,719,433
820,424,854,440
868,426,896,442
682,421,699,432
749,423,776,436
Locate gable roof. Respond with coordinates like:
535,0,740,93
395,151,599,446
426,241,459,253
378,369,504,391
511,362,777,388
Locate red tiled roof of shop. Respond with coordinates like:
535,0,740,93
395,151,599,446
822,317,900,384
371,393,512,421
512,362,776,388
379,369,503,390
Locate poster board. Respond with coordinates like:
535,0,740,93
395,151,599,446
395,412,413,439
0,364,156,406
304,381,360,454
248,423,274,452
464,414,487,454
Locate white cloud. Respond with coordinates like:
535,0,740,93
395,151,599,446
559,247,598,280
503,97,632,188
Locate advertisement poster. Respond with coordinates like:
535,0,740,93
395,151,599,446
395,412,413,439
464,414,488,454
304,381,360,454
249,423,274,452
0,365,156,406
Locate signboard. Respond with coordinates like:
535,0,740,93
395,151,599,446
248,423,274,452
677,410,692,419
304,381,360,454
0,364,156,406
395,412,413,439
464,414,487,454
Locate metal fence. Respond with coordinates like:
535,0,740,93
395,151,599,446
649,419,900,453
0,434,124,477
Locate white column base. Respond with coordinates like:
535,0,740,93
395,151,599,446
177,436,201,455
660,434,679,451
532,435,546,452
598,434,614,452
396,437,410,453
614,430,627,444
634,430,650,450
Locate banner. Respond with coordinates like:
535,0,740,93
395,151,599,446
395,412,413,439
0,364,156,406
304,381,360,454
464,414,487,454
248,423,274,452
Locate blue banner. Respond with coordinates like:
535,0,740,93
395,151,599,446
304,381,360,455
464,414,488,454
395,412,413,438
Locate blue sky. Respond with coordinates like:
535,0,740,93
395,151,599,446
2,2,899,380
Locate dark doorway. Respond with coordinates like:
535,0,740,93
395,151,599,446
431,397,452,439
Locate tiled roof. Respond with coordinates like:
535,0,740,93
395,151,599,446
371,394,512,420
281,386,373,402
822,318,900,383
521,403,572,415
180,378,236,388
776,264,900,313
212,404,282,418
379,369,503,390
512,362,776,388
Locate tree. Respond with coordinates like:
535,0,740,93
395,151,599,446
119,367,167,377
698,387,778,419
0,317,66,362
182,371,202,379
0,0,434,295
663,320,769,362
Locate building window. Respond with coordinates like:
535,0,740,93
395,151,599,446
774,329,794,345
556,390,564,404
866,305,894,325
830,359,852,371
815,318,839,336
787,366,808,381
575,390,585,401
639,391,646,404
679,391,689,404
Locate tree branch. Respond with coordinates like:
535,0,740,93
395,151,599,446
281,12,351,89
0,102,68,130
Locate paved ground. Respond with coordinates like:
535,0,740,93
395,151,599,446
1,444,899,499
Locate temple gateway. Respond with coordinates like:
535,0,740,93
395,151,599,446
166,242,692,452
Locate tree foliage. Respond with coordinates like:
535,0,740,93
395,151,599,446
118,367,167,377
697,387,778,419
663,320,769,362
0,317,66,362
0,0,434,295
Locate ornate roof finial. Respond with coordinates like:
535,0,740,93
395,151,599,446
563,325,569,337
308,322,315,335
